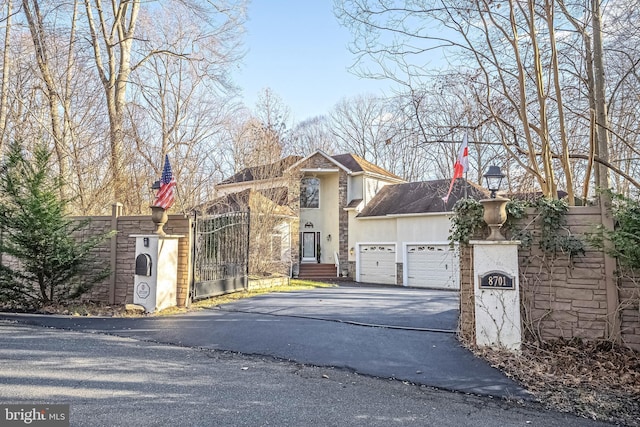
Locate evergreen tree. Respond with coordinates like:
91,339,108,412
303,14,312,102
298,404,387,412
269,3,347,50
0,141,112,308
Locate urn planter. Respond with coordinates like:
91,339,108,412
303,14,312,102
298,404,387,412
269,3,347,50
151,206,168,236
480,197,509,240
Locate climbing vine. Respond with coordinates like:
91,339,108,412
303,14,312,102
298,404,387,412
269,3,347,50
588,189,640,269
449,197,584,259
448,198,484,244
535,198,584,259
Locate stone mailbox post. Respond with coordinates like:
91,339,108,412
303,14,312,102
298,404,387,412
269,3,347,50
132,233,182,312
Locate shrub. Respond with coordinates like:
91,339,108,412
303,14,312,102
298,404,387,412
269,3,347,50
0,141,113,308
588,189,640,270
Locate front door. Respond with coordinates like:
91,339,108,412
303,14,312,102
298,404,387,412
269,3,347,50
302,232,317,262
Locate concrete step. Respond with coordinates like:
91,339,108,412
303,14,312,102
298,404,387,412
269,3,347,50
298,263,344,280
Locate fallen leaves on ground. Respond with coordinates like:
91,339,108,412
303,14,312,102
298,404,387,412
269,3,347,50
473,340,640,426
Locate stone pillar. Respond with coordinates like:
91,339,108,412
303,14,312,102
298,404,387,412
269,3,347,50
470,240,521,351
109,203,123,304
131,234,182,312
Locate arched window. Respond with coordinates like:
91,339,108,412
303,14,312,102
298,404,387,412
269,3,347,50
300,177,320,208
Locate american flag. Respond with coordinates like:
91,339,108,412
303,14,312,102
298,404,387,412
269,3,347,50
153,155,176,209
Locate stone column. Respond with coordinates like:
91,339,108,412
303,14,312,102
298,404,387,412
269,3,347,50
131,234,183,312
470,240,521,351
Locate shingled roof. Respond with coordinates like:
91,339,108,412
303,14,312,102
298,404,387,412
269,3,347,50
218,155,303,185
357,179,489,217
198,188,294,216
330,153,403,181
219,151,404,187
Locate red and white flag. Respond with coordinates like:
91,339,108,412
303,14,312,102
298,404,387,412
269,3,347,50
443,133,469,203
153,155,176,209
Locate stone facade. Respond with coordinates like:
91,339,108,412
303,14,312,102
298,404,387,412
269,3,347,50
459,206,640,351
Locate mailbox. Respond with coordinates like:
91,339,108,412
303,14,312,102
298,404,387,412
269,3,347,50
135,253,152,276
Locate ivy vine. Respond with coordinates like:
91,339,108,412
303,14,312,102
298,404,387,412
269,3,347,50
588,189,640,269
449,198,484,244
535,198,584,259
449,197,584,260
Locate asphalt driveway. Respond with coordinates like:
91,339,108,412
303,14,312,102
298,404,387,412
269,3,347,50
0,285,529,399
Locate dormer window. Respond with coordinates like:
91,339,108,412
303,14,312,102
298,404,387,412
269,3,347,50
300,177,320,208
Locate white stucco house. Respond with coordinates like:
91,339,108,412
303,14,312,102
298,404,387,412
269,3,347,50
213,150,488,289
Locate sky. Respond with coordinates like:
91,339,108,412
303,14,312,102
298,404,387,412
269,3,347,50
234,1,394,122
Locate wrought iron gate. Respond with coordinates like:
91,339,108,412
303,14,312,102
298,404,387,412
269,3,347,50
191,211,250,300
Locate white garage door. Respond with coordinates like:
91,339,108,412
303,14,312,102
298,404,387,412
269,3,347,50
358,244,397,285
405,244,459,289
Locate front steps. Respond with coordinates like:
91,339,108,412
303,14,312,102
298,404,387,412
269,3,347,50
297,263,351,281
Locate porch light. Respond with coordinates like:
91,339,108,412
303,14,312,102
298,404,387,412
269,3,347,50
326,234,331,242
483,166,505,199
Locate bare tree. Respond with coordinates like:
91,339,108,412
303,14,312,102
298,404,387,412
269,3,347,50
290,115,337,156
329,94,393,166
0,0,12,152
335,0,637,201
126,2,245,212
81,0,247,211
21,0,77,197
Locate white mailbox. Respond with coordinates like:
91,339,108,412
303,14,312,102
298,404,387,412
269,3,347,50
131,234,181,312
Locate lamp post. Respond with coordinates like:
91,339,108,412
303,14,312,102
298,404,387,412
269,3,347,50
480,166,508,240
483,165,505,198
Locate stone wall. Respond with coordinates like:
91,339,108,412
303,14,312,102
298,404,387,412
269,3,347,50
517,207,611,342
459,206,640,351
619,273,640,350
78,207,191,307
458,244,475,343
0,205,191,307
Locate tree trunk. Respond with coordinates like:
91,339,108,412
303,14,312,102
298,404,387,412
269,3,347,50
0,0,11,153
592,0,619,343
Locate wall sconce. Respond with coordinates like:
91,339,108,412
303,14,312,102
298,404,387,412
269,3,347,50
304,221,314,228
326,234,331,242
483,165,505,199
349,247,354,256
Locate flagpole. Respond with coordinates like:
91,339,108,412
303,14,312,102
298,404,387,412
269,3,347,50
464,170,468,199
464,131,469,199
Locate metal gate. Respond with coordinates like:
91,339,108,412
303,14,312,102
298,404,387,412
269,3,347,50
191,211,250,300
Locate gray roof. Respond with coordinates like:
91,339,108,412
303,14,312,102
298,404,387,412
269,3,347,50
218,152,403,186
357,179,489,217
218,155,303,185
330,153,403,181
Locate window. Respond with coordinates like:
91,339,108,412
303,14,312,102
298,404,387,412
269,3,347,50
300,177,320,208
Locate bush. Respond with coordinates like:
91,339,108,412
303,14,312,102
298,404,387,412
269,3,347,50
588,189,640,269
0,141,113,308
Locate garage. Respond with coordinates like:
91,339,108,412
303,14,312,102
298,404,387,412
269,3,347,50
357,244,397,285
404,243,459,289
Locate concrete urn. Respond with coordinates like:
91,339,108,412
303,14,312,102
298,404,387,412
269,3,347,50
151,206,168,236
480,197,509,241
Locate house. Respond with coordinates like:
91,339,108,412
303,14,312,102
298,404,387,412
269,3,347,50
214,150,488,289
349,179,487,289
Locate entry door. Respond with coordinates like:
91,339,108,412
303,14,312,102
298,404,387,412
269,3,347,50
302,232,316,262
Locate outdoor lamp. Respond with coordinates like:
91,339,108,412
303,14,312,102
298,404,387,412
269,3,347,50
483,165,505,198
